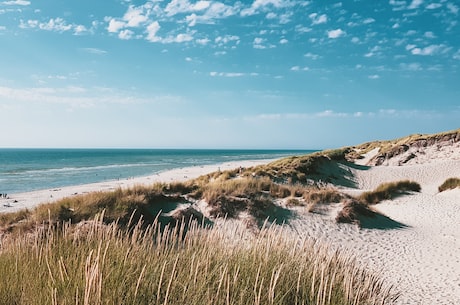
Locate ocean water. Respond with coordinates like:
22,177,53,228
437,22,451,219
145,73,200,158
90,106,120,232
0,149,315,194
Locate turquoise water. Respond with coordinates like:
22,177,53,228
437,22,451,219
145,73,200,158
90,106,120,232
0,149,315,194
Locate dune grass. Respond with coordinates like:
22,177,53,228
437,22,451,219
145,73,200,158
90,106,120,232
348,128,460,163
0,213,399,305
359,180,421,204
303,188,350,213
438,177,460,192
335,199,376,225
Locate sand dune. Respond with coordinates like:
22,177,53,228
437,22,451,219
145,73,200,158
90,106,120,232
289,158,460,305
1,131,459,304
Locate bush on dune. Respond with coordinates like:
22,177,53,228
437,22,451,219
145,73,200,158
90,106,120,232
359,180,421,204
438,177,460,192
336,199,376,225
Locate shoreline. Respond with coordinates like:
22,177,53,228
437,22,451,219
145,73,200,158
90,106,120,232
0,158,275,214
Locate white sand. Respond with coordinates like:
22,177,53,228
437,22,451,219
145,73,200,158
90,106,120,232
0,159,273,214
289,159,460,305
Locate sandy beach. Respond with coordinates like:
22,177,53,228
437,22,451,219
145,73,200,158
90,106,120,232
1,148,459,304
0,159,273,214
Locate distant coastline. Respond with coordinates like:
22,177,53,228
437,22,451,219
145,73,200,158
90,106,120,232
0,149,315,194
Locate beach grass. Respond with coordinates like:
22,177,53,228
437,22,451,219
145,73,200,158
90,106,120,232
0,213,398,305
348,128,460,162
359,180,421,204
438,177,460,192
335,199,376,225
303,188,349,213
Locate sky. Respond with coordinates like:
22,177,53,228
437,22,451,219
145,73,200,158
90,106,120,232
0,0,459,149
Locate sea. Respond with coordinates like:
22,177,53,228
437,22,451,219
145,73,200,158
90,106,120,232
0,149,315,195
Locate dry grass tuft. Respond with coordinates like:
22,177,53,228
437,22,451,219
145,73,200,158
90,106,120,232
438,177,460,192
303,188,349,213
359,180,421,204
335,199,376,225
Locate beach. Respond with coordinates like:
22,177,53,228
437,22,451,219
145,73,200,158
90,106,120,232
0,159,273,214
1,150,459,304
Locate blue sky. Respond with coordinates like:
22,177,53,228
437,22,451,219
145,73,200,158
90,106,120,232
0,0,459,149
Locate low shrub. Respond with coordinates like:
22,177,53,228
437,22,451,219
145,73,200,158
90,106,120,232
359,180,421,204
303,188,347,205
438,177,460,192
336,199,376,225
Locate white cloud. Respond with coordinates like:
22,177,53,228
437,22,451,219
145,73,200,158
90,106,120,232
368,74,380,79
185,57,192,62
315,110,348,118
185,2,237,26
209,72,248,77
447,3,459,14
279,38,288,44
0,86,139,108
2,0,30,5
406,44,416,50
309,13,328,25
363,18,375,24
424,31,436,38
410,44,444,56
107,18,126,33
81,48,107,55
145,21,161,42
186,13,198,26
20,18,81,33
74,25,87,35
290,66,300,71
400,62,422,70
123,5,149,27
253,37,266,49
295,25,312,33
279,12,292,24
389,0,406,10
175,33,194,42
408,0,424,9
165,0,210,16
161,33,194,43
196,38,210,45
119,29,134,40
327,28,345,38
453,49,460,60
351,37,360,44
215,35,240,45
426,3,442,9
241,0,294,16
266,12,277,19
304,52,320,60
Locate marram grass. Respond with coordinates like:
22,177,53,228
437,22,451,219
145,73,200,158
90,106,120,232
438,177,460,192
0,213,399,305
